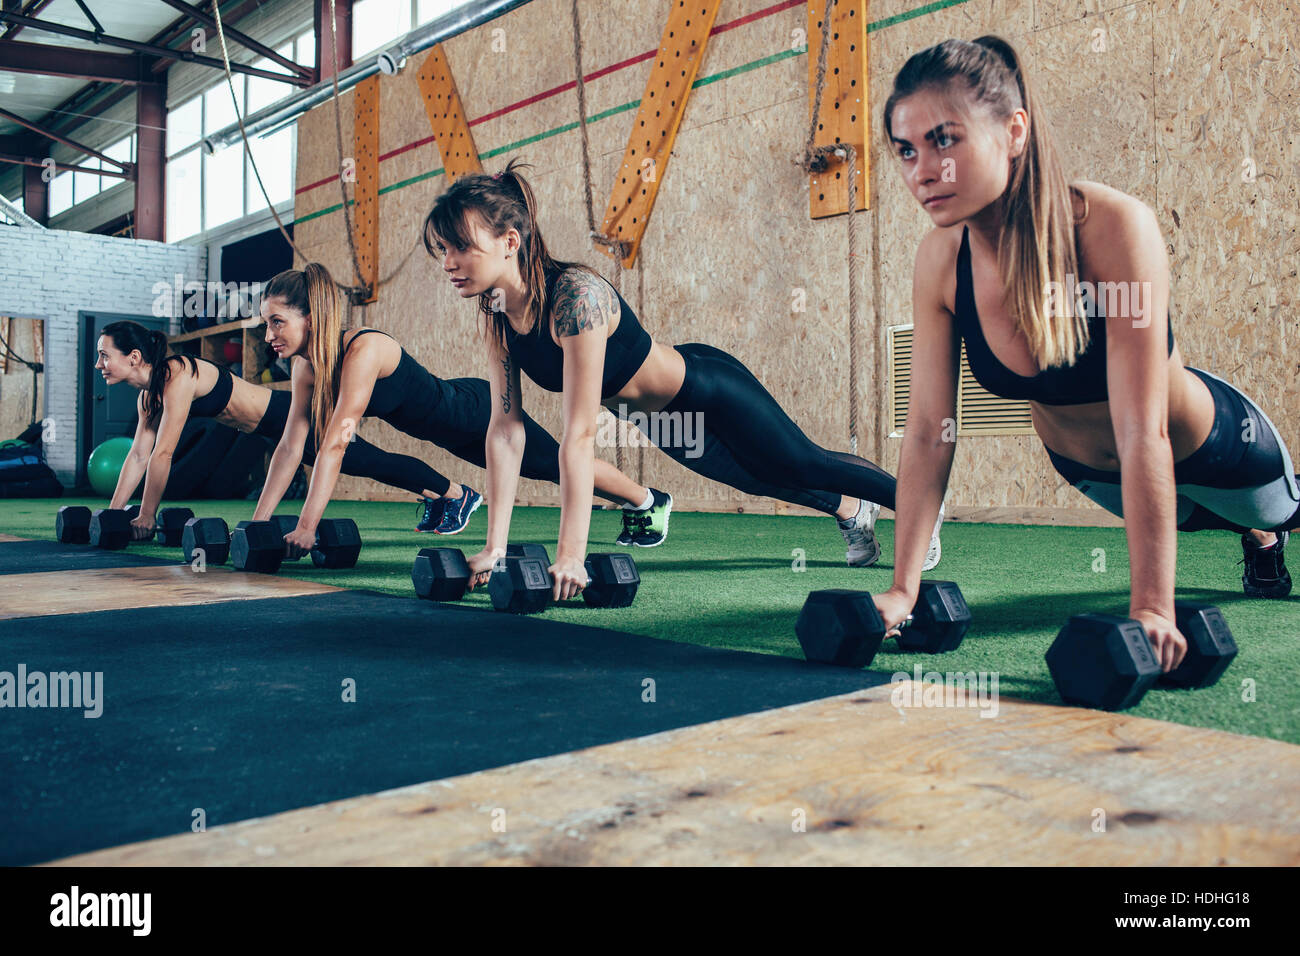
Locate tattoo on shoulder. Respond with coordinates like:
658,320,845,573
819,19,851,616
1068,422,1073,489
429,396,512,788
500,357,513,413
552,269,616,338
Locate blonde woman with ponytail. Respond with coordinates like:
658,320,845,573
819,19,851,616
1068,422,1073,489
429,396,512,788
252,261,657,555
881,35,1300,671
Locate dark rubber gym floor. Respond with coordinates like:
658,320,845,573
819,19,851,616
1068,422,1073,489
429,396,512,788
0,588,881,866
0,538,173,575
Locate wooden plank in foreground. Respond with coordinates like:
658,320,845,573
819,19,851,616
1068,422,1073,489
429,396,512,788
50,683,1300,866
0,565,340,620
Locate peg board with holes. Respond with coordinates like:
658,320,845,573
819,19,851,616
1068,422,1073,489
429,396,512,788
598,0,724,268
416,45,483,182
807,0,869,218
353,75,381,304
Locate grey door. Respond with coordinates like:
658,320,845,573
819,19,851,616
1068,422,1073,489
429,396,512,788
80,312,167,486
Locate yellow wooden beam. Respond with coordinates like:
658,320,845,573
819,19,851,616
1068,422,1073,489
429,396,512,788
807,0,870,218
597,0,724,267
416,45,483,181
352,74,381,304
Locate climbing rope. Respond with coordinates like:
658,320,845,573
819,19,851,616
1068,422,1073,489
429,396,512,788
570,0,642,478
213,0,426,311
796,0,860,454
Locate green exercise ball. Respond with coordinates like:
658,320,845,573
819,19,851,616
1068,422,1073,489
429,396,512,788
87,436,134,497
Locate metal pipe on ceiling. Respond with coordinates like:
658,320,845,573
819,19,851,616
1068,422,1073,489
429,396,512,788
202,0,533,154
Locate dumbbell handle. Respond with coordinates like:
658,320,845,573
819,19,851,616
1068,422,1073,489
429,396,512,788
887,613,916,636
493,555,592,588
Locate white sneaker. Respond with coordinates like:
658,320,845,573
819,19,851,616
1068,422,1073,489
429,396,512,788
921,504,945,572
839,500,881,567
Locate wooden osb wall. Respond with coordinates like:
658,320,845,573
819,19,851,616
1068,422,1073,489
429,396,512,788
289,0,1298,525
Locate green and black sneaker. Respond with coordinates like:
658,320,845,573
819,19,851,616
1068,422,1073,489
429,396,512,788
632,488,672,548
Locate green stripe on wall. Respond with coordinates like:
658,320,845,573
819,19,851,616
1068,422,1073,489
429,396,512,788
295,0,968,226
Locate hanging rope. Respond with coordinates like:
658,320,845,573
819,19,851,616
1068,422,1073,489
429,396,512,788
212,0,369,305
215,0,426,309
326,0,371,302
796,0,860,453
570,0,634,476
570,0,632,265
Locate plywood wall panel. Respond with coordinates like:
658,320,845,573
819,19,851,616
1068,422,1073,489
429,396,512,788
290,0,1299,529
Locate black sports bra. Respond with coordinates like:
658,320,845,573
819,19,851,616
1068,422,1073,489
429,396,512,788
176,356,233,419
340,328,453,434
954,225,1175,406
501,267,653,398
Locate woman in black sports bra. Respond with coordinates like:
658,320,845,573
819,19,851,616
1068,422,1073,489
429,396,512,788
251,262,658,558
94,320,465,540
880,35,1300,669
423,160,937,601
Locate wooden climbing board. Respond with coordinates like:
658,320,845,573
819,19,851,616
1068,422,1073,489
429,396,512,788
417,45,483,182
807,0,870,219
353,74,381,304
597,0,724,268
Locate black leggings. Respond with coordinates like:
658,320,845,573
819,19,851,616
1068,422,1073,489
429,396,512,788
256,383,575,498
1047,367,1300,533
639,343,896,515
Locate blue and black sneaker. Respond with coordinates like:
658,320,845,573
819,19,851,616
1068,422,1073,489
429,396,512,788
435,486,483,535
415,496,447,533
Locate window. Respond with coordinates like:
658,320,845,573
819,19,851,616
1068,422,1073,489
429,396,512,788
247,126,293,213
104,135,134,167
164,29,310,239
246,56,294,114
73,157,101,204
167,96,202,157
166,149,201,240
204,139,244,230
204,76,245,141
353,0,412,58
49,171,73,217
418,0,465,24
295,30,315,69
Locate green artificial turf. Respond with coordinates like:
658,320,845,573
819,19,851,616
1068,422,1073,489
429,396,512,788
5,497,1298,744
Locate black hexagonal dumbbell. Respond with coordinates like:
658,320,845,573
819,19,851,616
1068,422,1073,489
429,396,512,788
88,506,139,550
182,517,230,565
488,545,640,614
310,518,362,569
412,547,472,602
155,507,195,547
55,505,92,544
266,515,362,569
489,551,552,614
1045,600,1237,711
581,553,640,608
1160,602,1238,689
231,520,284,574
796,581,971,667
270,514,301,560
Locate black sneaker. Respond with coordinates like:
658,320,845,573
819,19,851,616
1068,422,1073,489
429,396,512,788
616,507,643,547
1240,531,1292,598
416,496,447,533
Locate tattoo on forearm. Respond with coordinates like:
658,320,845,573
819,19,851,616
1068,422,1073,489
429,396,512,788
501,357,513,413
552,270,616,337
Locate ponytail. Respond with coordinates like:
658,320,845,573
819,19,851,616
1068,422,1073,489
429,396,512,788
884,35,1088,368
101,321,196,424
264,261,346,442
